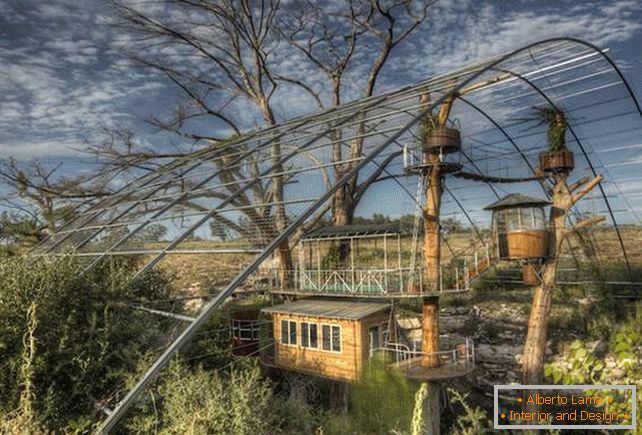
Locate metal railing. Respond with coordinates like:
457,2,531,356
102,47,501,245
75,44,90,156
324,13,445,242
369,339,475,378
257,250,496,295
296,268,420,294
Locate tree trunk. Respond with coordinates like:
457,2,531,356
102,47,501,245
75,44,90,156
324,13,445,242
270,139,294,289
423,162,442,290
522,173,571,387
332,185,353,264
422,382,440,435
422,297,440,368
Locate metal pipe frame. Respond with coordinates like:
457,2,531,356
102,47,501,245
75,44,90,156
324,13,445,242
96,38,627,432
492,64,638,277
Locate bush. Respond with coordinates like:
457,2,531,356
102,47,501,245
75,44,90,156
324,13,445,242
122,360,276,434
545,303,642,431
0,254,172,432
322,356,415,434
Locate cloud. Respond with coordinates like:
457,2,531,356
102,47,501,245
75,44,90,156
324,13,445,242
389,1,642,80
1,0,641,164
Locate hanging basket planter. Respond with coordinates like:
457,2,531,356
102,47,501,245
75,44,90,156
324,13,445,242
423,126,461,154
539,149,574,173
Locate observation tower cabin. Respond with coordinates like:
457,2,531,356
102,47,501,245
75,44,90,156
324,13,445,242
485,194,551,285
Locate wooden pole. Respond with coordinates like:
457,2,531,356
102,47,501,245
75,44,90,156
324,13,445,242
421,93,456,290
422,296,440,367
422,382,441,435
522,169,603,409
423,162,443,289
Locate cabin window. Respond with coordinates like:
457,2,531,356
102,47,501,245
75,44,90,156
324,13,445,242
322,324,341,352
301,322,319,349
505,209,520,232
231,319,260,341
281,319,298,346
381,321,390,344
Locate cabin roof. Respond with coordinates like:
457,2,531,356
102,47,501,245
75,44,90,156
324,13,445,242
303,223,403,239
483,193,551,210
262,299,390,320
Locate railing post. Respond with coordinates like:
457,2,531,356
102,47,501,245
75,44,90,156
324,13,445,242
474,251,478,273
464,261,470,290
455,267,459,290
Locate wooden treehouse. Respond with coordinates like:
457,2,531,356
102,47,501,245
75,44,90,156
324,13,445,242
259,298,474,383
254,92,480,403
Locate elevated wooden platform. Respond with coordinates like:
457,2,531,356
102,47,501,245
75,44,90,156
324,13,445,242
392,358,475,381
268,288,468,299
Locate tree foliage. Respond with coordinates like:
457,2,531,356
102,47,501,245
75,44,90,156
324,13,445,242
0,255,172,432
545,303,642,432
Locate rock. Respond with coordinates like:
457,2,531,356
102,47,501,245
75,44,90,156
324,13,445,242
440,315,469,331
588,340,607,357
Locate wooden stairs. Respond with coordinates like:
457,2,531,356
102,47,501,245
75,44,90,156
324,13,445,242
450,255,496,290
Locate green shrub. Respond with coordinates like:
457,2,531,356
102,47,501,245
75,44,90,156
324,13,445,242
122,360,276,434
322,356,415,434
0,255,171,431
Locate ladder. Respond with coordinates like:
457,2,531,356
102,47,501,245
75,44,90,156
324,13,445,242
408,171,425,289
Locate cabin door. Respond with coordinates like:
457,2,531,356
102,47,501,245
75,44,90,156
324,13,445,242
368,325,380,357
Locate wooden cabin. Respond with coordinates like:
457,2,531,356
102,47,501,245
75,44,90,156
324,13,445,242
485,194,550,260
261,299,391,381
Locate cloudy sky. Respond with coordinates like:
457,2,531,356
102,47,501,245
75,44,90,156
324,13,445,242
1,0,641,166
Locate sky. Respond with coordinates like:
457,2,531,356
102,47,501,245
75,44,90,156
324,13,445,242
1,0,642,227
1,0,641,161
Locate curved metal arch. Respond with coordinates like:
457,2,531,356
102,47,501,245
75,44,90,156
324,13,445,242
492,66,633,278
458,96,550,197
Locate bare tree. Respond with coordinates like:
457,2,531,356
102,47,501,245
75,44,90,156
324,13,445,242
0,158,110,233
279,0,434,226
68,0,435,284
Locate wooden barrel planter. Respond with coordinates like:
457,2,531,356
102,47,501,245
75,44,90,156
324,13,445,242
424,126,461,154
539,150,574,173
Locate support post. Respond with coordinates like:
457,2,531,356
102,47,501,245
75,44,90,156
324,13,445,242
522,168,603,415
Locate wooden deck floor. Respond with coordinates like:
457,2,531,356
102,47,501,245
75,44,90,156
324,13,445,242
392,358,475,380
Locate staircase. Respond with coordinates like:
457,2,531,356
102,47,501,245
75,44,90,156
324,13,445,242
449,250,496,290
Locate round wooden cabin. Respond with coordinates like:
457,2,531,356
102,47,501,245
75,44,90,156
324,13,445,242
485,194,551,260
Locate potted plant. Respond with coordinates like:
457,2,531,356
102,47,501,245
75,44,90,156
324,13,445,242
419,92,461,155
536,107,574,173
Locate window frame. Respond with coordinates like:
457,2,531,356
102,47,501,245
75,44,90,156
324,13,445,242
321,323,342,353
231,319,260,341
280,319,298,346
300,321,319,349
